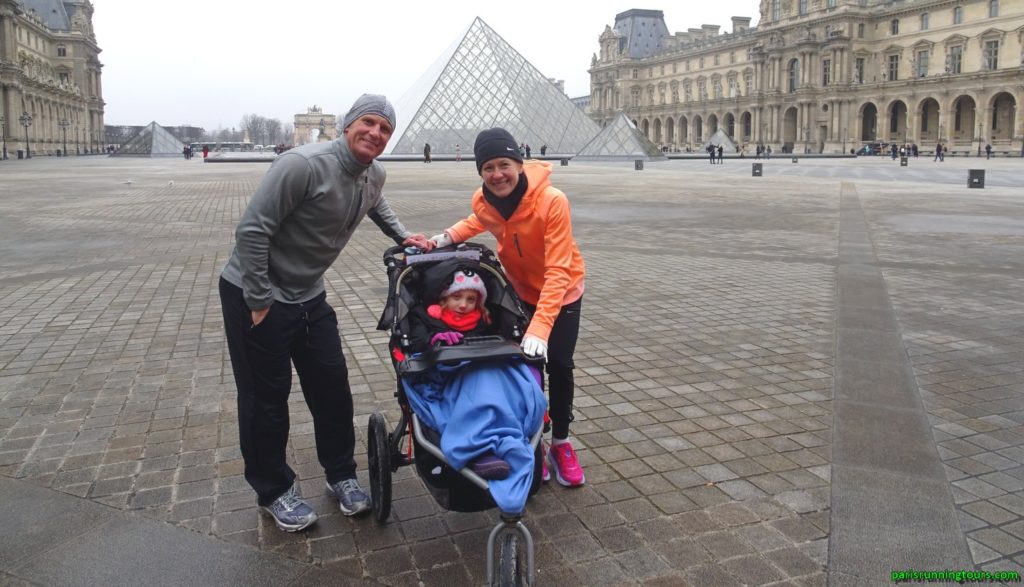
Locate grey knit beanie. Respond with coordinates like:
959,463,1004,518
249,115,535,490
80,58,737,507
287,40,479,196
342,94,396,130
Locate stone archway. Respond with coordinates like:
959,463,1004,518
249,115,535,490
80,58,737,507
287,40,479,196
694,115,704,143
918,98,941,144
724,113,736,140
952,95,977,147
667,118,675,146
861,103,878,142
654,118,663,144
887,100,908,143
641,119,650,138
679,116,689,147
708,114,719,135
293,105,337,146
741,112,752,143
990,92,1016,143
783,107,798,150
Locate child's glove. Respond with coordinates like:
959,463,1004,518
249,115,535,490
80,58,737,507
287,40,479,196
430,331,464,346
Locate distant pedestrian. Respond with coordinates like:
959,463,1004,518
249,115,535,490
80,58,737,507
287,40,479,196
423,143,432,163
985,144,992,160
540,144,547,156
765,145,772,160
202,145,209,159
912,144,918,157
707,144,715,164
455,143,462,162
717,145,724,164
525,143,531,158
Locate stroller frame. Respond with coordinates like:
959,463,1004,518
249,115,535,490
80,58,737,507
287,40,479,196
368,242,543,587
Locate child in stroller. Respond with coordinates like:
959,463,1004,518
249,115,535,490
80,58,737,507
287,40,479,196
397,255,546,514
369,243,545,585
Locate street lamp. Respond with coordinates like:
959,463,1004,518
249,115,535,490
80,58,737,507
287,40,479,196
75,125,80,155
842,127,847,154
58,118,70,157
803,126,809,153
18,112,32,158
976,122,983,157
0,115,7,160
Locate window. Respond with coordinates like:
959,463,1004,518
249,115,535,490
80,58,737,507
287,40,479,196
827,0,837,7
59,72,69,84
672,63,677,73
989,0,999,17
920,13,929,30
856,57,865,83
799,0,808,15
660,65,665,76
772,0,780,21
730,52,736,64
714,54,720,66
788,59,800,92
948,46,962,74
631,89,640,108
659,86,666,104
953,6,963,24
632,68,638,79
858,23,865,38
887,55,900,80
890,19,899,35
57,45,66,57
671,86,679,103
744,73,753,94
983,40,999,70
685,60,691,72
822,59,831,85
699,57,704,69
917,50,929,77
921,103,930,131
713,79,722,99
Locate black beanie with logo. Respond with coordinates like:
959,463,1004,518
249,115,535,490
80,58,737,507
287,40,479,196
474,128,523,174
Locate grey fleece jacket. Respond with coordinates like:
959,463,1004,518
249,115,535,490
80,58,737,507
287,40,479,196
221,138,411,309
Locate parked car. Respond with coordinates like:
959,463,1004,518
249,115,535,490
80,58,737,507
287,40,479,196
858,142,884,155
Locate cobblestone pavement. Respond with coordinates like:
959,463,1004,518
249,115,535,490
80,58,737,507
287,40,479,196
1,156,1022,585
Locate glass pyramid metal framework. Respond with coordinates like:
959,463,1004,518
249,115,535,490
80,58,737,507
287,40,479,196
574,112,667,160
110,122,184,157
390,17,600,155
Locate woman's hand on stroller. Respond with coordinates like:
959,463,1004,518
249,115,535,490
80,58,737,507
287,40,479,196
521,335,548,360
430,331,464,346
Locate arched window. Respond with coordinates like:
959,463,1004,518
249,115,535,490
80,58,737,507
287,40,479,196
788,59,800,92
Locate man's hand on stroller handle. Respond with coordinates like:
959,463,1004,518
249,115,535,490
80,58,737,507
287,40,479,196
430,331,464,346
403,233,434,251
521,335,547,360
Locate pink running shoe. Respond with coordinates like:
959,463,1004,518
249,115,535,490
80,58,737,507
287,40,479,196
547,441,585,487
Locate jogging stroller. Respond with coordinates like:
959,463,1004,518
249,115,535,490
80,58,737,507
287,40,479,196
368,242,545,587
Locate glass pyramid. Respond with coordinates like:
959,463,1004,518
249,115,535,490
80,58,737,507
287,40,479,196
111,122,185,157
574,112,667,160
390,17,600,155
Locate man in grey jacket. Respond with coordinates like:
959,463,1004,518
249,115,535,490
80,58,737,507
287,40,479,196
219,94,432,532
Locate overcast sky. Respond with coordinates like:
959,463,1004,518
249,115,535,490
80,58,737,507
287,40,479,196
92,0,760,132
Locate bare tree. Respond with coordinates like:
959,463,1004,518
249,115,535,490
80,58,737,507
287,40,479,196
239,114,268,144
265,118,282,145
283,123,294,146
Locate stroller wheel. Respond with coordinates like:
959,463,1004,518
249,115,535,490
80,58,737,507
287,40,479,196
367,412,392,523
498,531,525,587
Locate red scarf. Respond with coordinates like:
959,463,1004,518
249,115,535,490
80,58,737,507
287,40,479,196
428,304,482,332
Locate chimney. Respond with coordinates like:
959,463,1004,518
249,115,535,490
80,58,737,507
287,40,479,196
731,17,752,33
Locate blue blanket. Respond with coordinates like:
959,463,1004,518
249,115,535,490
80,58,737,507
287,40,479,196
402,358,547,514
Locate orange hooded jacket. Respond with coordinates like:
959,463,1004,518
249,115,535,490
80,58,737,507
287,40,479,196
446,160,585,343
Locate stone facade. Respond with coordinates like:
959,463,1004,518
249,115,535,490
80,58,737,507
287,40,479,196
0,0,104,157
589,1,1024,155
293,105,336,146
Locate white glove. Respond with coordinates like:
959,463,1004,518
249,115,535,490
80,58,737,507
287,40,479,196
521,335,548,360
428,231,453,249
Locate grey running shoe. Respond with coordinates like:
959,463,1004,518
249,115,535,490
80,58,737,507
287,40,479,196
326,478,371,516
259,484,318,532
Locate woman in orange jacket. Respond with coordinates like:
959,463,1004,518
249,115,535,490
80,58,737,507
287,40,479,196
430,128,587,487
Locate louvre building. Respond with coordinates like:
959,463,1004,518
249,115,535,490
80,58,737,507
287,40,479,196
589,1,1023,155
0,0,104,157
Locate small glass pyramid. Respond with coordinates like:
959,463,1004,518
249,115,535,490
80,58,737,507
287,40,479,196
390,17,600,155
111,122,185,157
574,112,667,160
